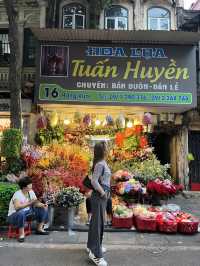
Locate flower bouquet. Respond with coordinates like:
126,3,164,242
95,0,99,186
156,212,177,233
147,178,178,199
21,145,43,168
55,187,84,208
115,178,144,201
112,170,133,182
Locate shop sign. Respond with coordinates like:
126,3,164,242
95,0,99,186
36,43,197,108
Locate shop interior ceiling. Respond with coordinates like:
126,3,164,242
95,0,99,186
39,104,190,117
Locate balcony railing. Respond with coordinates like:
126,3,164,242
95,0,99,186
0,34,10,65
0,67,36,92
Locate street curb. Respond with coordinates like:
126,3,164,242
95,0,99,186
1,242,200,251
0,225,136,233
182,191,200,198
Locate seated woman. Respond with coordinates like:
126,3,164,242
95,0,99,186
8,176,49,242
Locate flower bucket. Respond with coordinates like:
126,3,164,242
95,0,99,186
158,221,177,233
112,216,133,229
135,216,157,232
178,221,199,234
67,207,75,230
48,205,55,228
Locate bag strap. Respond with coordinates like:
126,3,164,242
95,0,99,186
28,191,31,201
99,165,105,185
101,165,105,176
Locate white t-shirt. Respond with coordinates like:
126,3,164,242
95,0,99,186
8,190,37,216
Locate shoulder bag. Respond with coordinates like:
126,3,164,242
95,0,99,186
83,166,105,190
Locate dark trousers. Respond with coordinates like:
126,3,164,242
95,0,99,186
86,196,112,215
8,207,49,228
87,191,107,258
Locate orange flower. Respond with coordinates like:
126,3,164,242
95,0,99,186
115,132,124,147
139,136,148,148
134,125,144,135
124,128,134,138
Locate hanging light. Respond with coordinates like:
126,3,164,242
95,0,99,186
133,118,141,126
127,121,133,128
102,120,107,126
95,119,101,126
64,119,70,125
116,114,125,129
143,112,153,125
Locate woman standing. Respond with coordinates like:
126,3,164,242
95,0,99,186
87,142,111,266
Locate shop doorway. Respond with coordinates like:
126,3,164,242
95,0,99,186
188,131,200,191
153,133,171,165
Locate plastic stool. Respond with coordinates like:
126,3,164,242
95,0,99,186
7,221,32,238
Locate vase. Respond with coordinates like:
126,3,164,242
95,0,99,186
67,207,75,229
151,193,161,206
48,205,55,228
54,206,67,226
53,206,75,234
67,207,75,236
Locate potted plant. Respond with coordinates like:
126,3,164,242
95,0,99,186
55,187,84,233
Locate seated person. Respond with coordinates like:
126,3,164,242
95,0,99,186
8,176,49,242
86,191,112,226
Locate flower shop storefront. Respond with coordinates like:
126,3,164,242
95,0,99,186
26,29,200,232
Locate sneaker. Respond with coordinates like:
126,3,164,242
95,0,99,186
102,246,107,253
18,237,25,243
89,251,108,266
86,247,90,253
35,230,49,235
86,247,106,253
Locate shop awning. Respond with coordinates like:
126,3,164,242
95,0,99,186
31,28,200,45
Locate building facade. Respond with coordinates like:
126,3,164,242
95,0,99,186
177,2,200,190
0,0,47,138
1,0,200,189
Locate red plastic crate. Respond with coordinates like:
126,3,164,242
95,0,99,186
7,221,32,238
158,222,177,233
178,221,199,234
112,216,133,229
135,216,157,232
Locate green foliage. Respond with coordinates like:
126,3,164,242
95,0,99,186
130,156,171,184
6,158,26,175
0,171,7,182
35,125,64,146
110,154,171,184
0,182,19,225
1,128,23,159
187,153,194,162
84,126,117,136
123,136,139,151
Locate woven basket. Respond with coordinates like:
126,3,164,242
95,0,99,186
112,216,133,229
158,222,177,233
135,216,157,232
178,221,199,234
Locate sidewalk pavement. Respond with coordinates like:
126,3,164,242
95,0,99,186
1,229,200,251
0,194,200,250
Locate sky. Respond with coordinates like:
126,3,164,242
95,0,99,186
184,0,196,9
